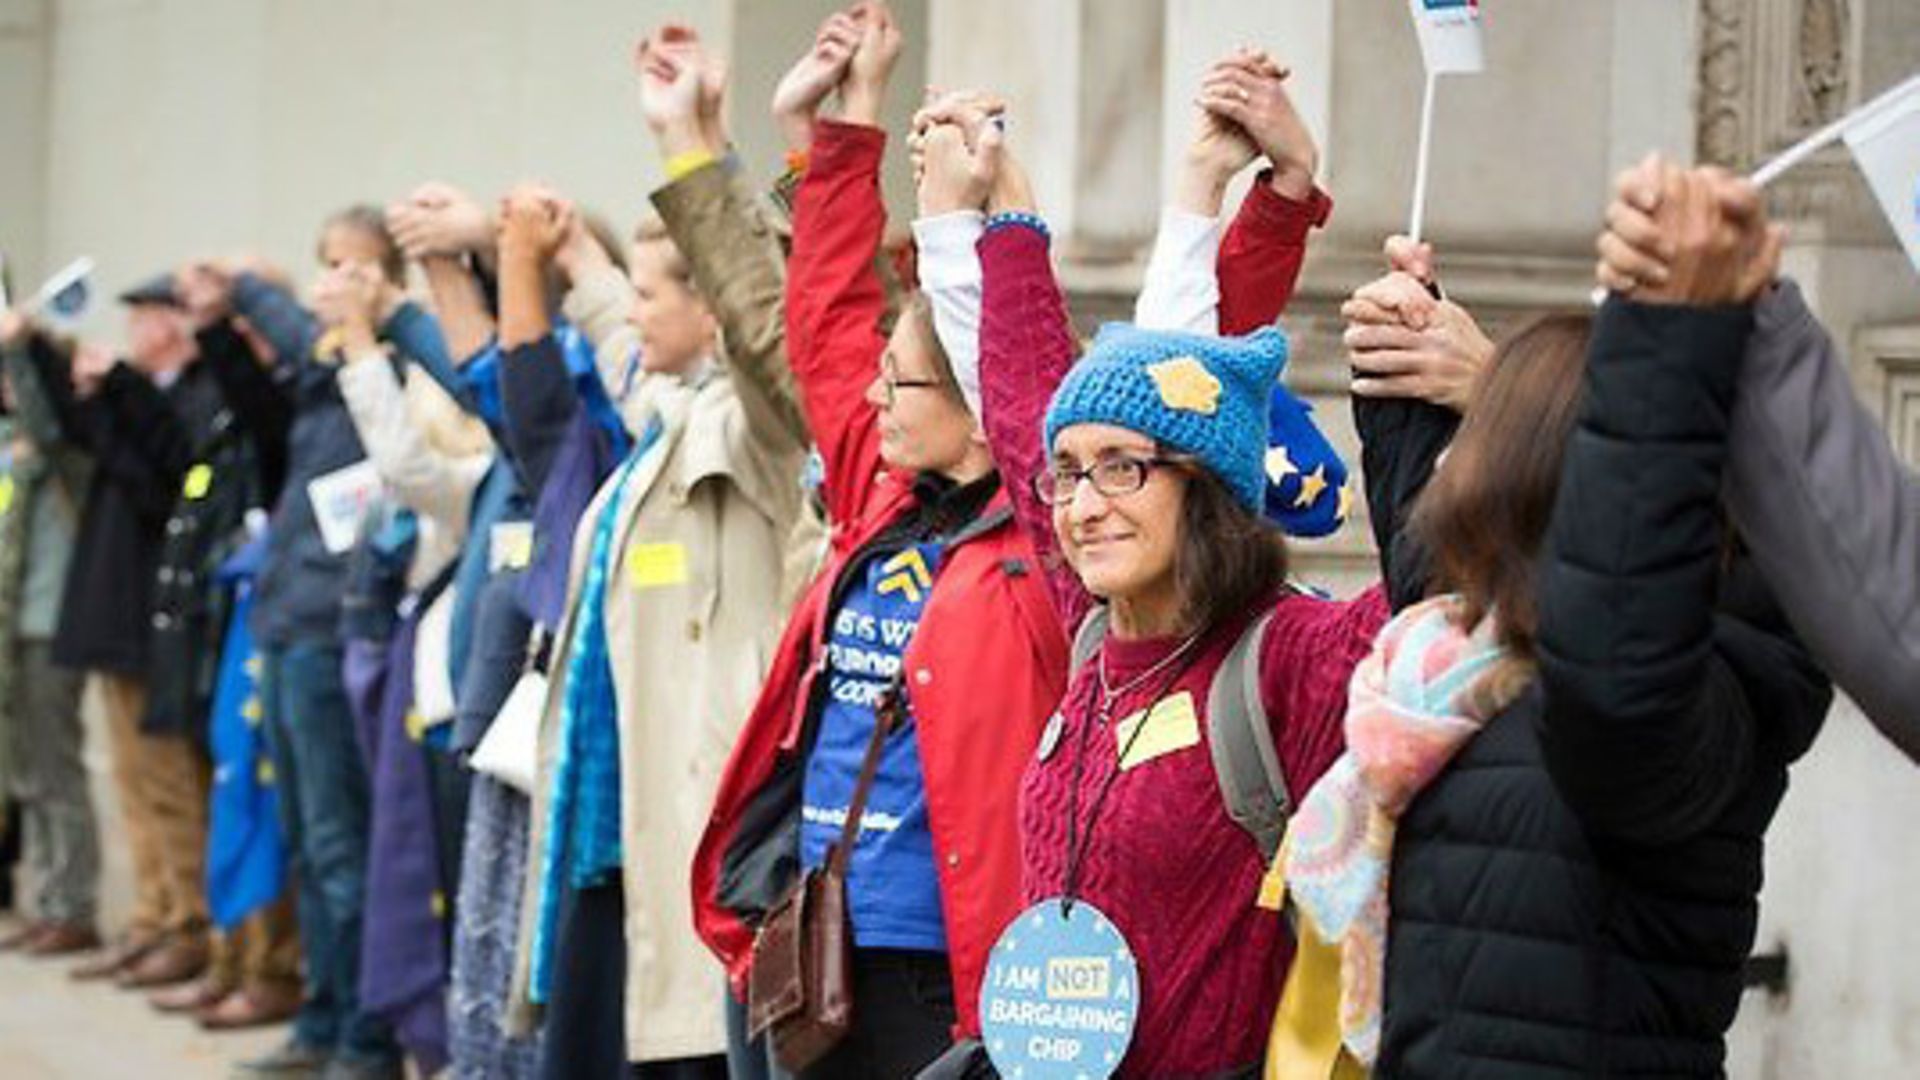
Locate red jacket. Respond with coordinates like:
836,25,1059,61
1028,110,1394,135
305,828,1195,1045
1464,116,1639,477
690,120,1070,1036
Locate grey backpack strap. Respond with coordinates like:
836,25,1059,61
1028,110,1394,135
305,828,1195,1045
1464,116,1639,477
1206,610,1290,862
1069,605,1111,676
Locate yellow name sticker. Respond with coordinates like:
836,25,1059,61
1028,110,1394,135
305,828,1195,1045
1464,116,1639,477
489,522,534,573
0,475,14,516
183,463,214,500
626,542,690,589
1114,690,1201,771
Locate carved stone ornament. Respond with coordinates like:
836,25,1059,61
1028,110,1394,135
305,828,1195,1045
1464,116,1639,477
1695,0,1855,169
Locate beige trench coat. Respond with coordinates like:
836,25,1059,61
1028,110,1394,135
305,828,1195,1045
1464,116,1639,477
507,162,809,1061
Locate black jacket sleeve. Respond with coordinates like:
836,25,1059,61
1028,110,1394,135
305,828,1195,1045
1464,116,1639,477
1536,299,1829,844
1355,393,1456,611
90,365,195,526
498,334,581,496
196,320,292,504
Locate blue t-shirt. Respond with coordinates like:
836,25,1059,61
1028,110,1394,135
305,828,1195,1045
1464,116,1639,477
800,540,948,951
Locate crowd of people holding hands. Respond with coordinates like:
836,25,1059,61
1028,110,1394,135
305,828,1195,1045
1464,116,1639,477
2,3,1917,1077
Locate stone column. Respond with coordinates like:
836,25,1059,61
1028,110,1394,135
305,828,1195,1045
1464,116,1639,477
927,0,1164,264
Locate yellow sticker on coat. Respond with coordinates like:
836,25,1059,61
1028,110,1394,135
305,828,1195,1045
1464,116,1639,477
1114,690,1201,770
183,463,214,500
626,542,690,589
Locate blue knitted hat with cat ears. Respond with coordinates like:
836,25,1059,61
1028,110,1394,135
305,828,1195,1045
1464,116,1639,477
1044,323,1286,512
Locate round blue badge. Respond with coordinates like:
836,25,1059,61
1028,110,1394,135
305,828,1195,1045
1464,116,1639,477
980,899,1140,1079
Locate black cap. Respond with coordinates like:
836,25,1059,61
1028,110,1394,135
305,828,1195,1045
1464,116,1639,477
117,272,182,309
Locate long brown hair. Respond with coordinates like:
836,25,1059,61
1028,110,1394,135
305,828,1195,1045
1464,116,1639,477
1174,466,1289,633
1410,313,1592,658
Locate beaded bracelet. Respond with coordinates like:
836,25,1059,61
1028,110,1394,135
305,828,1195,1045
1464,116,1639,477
984,210,1050,239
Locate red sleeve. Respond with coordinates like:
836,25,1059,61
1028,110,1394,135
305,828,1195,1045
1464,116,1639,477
1217,171,1333,335
1259,584,1387,800
786,119,889,530
978,222,1095,632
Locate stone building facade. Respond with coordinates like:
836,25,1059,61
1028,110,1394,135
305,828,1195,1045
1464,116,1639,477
0,1,1915,1074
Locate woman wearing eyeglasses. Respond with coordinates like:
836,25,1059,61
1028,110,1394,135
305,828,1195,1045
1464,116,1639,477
691,8,1070,1076
966,134,1464,1080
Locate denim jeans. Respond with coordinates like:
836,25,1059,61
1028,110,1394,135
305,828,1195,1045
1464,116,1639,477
260,641,396,1064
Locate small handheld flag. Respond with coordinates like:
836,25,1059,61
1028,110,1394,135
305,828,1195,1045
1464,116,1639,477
1408,0,1485,77
1406,0,1486,244
1749,73,1920,278
31,257,95,330
1841,78,1920,278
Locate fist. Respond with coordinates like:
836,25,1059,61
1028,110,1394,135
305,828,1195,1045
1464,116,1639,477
387,182,494,260
496,186,572,265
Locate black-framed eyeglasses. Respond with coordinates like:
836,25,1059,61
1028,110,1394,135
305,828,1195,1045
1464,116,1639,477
1032,455,1184,506
875,354,944,407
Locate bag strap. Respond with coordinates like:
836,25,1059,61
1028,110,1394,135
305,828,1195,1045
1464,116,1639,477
1069,605,1111,675
824,675,901,878
1206,609,1290,863
1068,603,1292,862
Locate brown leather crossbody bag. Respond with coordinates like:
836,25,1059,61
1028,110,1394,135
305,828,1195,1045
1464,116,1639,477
746,684,902,1072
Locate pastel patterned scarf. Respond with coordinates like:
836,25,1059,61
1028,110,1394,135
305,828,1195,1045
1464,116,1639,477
1280,594,1526,1065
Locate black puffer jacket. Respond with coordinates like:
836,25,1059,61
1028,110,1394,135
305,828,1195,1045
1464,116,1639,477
1378,300,1831,1077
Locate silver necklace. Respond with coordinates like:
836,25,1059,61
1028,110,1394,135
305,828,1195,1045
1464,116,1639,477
1095,628,1204,723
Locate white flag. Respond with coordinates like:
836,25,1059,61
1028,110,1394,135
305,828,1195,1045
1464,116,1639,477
33,257,94,330
1843,78,1920,278
1408,0,1484,76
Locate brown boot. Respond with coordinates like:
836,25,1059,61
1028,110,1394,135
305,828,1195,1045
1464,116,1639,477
69,933,160,981
117,933,210,988
24,922,102,957
198,981,303,1030
150,972,231,1014
0,920,48,951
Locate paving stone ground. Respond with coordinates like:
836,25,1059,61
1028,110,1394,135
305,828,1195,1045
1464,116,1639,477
0,932,282,1079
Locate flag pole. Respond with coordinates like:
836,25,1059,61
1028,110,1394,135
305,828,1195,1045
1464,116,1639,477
1753,72,1920,187
1409,69,1440,243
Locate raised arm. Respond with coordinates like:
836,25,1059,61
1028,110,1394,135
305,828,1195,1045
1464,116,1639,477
1537,168,1823,841
1338,255,1484,607
1596,157,1920,762
1729,282,1920,759
909,90,1010,418
1137,47,1333,335
1203,49,1332,334
976,149,1095,631
784,113,891,524
229,271,322,374
491,186,592,495
639,26,809,456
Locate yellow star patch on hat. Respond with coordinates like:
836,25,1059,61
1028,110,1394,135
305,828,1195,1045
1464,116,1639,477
1335,478,1355,523
1146,356,1222,416
1265,445,1298,483
1293,464,1329,509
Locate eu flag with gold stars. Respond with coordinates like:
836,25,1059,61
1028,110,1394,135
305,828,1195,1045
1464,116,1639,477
204,538,287,929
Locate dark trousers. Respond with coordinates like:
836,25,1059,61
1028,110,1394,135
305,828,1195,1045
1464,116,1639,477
724,985,789,1080
796,949,955,1080
261,642,394,1064
631,1055,728,1079
539,878,628,1080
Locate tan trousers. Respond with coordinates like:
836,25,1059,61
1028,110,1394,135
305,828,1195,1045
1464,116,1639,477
95,671,210,940
207,895,302,993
